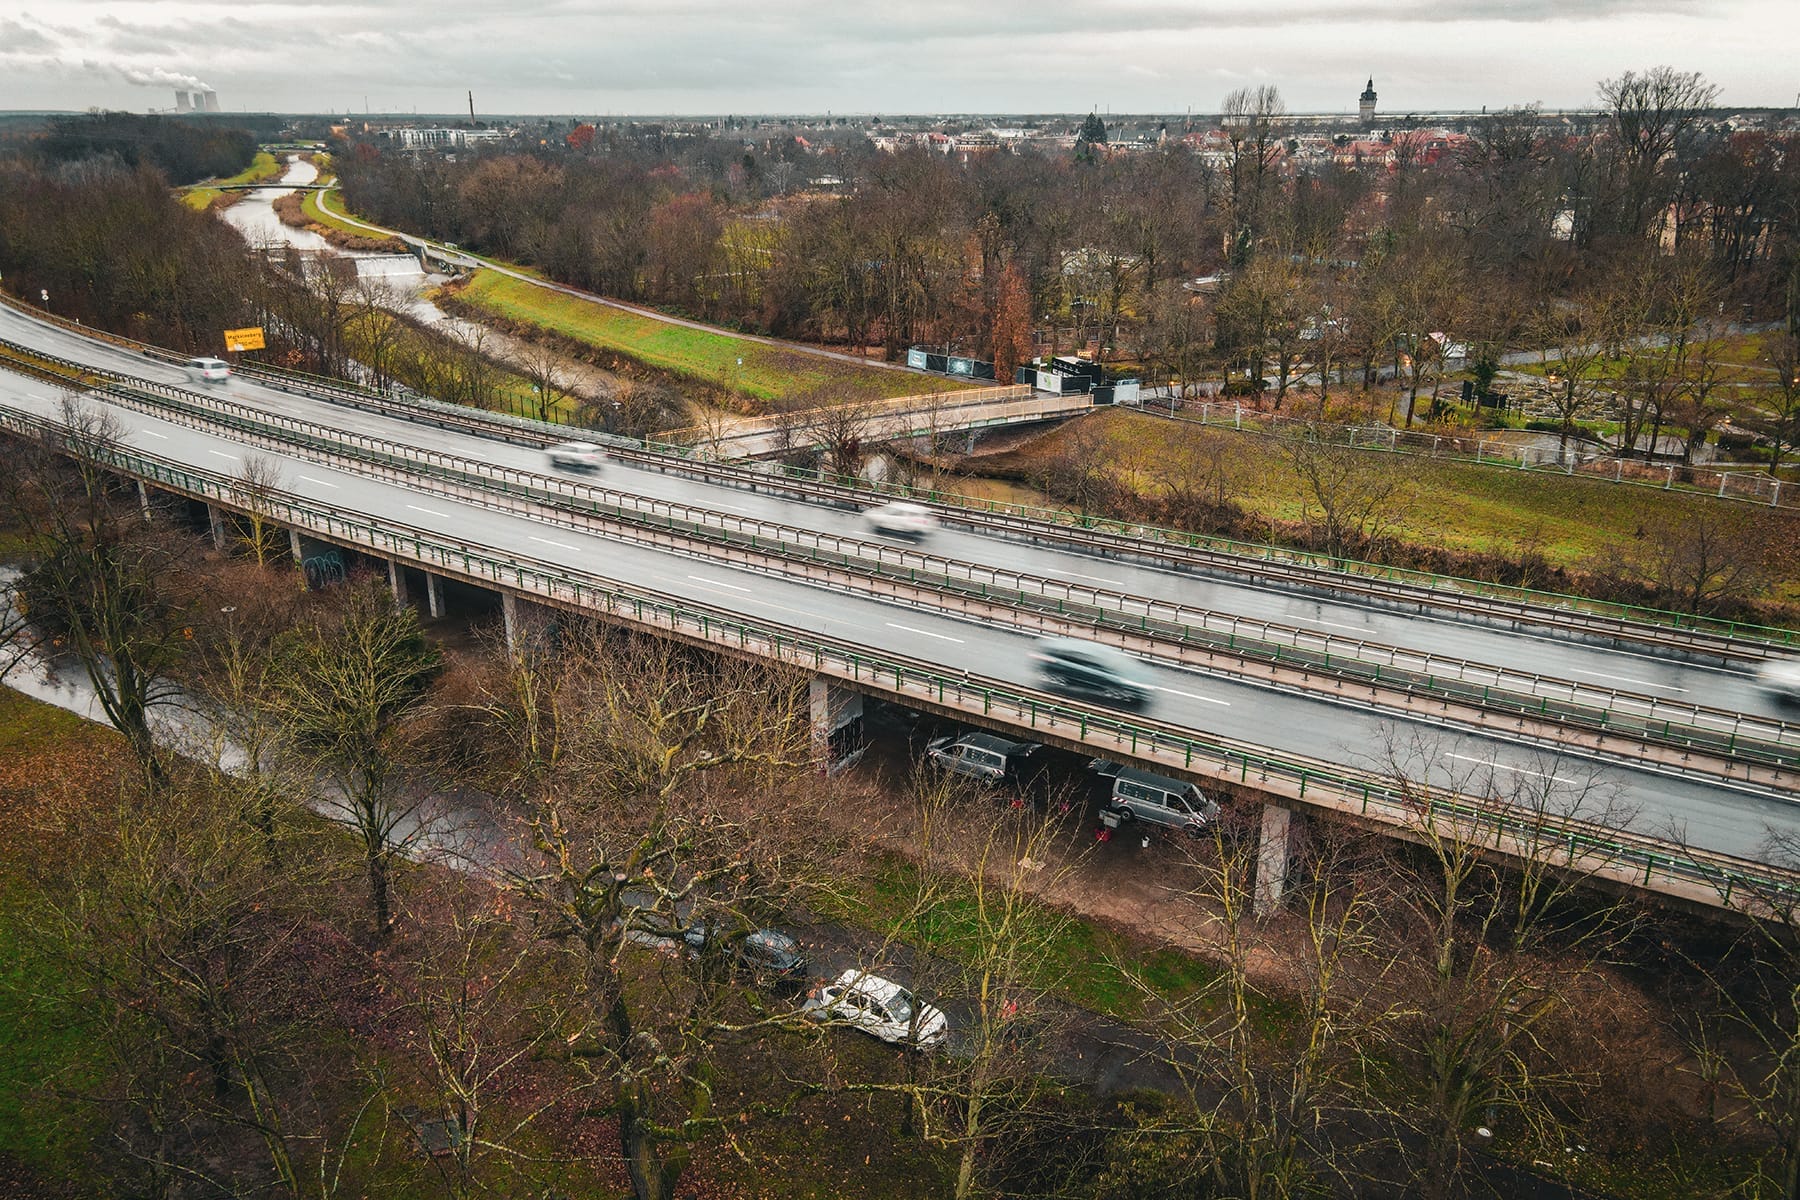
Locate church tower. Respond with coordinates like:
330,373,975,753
1359,78,1377,128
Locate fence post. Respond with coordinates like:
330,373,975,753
1665,464,1675,489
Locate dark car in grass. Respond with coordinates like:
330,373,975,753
680,923,810,986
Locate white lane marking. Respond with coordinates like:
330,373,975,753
688,575,751,593
1292,615,1364,632
406,504,449,518
1147,684,1231,706
1441,752,1575,784
140,430,168,440
297,475,338,489
460,449,487,458
1568,668,1688,693
658,576,822,622
1044,567,1123,587
529,535,578,552
207,450,240,461
886,622,965,644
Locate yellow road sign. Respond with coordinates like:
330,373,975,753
223,326,266,352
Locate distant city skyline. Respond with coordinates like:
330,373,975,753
2,0,1797,116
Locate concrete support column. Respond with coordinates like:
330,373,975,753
425,572,445,620
289,530,307,590
207,503,228,551
387,557,408,607
502,592,521,652
1254,804,1293,918
809,677,866,775
137,480,153,522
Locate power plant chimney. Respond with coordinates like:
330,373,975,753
468,90,475,122
174,91,192,112
201,90,221,113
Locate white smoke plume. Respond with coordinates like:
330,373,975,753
114,64,212,92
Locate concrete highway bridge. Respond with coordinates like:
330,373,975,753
2,298,1797,920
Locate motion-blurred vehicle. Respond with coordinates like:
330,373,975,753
1031,637,1154,709
863,500,937,538
1757,658,1800,704
546,441,605,472
803,969,949,1049
926,731,1042,786
183,356,231,385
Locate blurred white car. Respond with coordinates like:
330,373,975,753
183,356,231,385
1757,658,1800,704
546,441,605,473
863,501,936,539
802,969,948,1049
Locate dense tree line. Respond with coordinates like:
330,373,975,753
39,111,261,185
334,69,1800,411
0,155,258,350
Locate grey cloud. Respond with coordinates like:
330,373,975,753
0,18,58,54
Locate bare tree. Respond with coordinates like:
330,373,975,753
515,340,570,424
229,454,287,568
1221,85,1287,266
1364,731,1638,1200
1120,809,1389,1200
398,882,584,1199
2,398,195,782
811,391,884,479
1283,429,1409,561
1597,67,1720,241
498,631,821,1200
1759,333,1800,475
270,581,443,940
1637,504,1765,615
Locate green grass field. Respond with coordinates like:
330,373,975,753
974,408,1800,605
451,268,948,403
0,690,111,1179
179,150,281,211
306,183,378,239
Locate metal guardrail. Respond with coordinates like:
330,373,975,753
8,337,1790,786
2,289,1794,656
3,399,1795,916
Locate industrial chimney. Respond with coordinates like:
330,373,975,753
201,90,220,112
174,91,192,112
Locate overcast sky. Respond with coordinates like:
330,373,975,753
2,1,1796,117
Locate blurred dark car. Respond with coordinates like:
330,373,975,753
1030,636,1155,709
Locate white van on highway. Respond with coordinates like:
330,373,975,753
183,356,231,385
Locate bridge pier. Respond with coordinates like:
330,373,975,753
1255,804,1294,917
809,677,866,774
387,557,408,607
289,529,304,572
137,480,153,522
207,503,228,551
502,593,522,651
425,572,445,620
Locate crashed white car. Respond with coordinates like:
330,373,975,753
802,969,948,1049
863,501,937,539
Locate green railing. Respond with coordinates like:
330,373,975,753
3,400,1795,915
5,338,1793,781
3,287,1794,650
